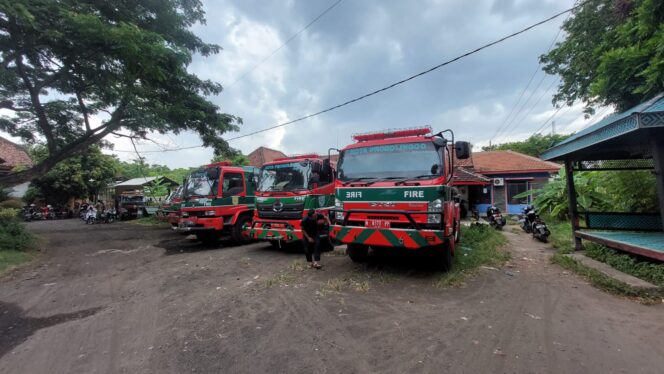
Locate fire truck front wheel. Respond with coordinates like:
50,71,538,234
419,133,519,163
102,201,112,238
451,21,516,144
435,241,453,272
231,215,253,244
347,244,369,263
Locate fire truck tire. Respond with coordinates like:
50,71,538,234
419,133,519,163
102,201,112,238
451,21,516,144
436,241,453,272
232,215,252,244
347,244,369,263
196,232,219,247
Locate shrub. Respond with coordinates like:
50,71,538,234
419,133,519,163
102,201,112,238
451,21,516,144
0,208,35,251
0,199,24,209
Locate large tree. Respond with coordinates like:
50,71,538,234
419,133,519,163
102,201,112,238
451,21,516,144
482,133,571,157
26,145,117,205
541,0,664,112
0,0,241,186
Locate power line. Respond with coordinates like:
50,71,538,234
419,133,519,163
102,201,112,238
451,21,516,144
226,0,344,89
490,22,565,142
113,1,588,153
497,76,560,138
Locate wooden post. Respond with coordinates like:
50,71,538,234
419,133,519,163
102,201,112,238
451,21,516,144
651,138,664,232
564,160,583,250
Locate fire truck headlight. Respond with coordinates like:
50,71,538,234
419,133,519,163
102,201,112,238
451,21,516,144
334,198,344,221
181,211,189,218
427,199,442,224
204,210,216,217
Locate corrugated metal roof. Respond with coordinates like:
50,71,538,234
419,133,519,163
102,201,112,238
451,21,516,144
113,176,159,187
542,94,664,160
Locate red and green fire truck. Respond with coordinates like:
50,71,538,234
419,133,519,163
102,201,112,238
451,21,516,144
329,127,470,270
248,154,335,248
178,161,258,245
160,185,184,228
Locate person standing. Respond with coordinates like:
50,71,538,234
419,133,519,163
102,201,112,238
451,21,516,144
301,209,330,269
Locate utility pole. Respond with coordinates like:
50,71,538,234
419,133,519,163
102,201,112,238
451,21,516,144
552,120,556,135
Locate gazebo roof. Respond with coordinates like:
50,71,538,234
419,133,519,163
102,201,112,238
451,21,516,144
542,94,664,161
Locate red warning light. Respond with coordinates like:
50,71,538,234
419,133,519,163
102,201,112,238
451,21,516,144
352,126,432,142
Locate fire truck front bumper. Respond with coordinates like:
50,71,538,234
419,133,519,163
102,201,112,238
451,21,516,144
176,217,223,233
248,221,304,243
329,225,446,249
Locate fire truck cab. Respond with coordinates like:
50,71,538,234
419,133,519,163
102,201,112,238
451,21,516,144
178,161,257,246
329,127,471,270
249,154,335,248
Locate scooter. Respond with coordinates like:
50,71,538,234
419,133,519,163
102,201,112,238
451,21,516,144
104,209,117,223
22,205,42,222
85,207,98,224
520,205,550,242
486,205,506,230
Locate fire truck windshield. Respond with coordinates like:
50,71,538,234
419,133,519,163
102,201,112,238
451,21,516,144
257,162,312,192
337,142,443,181
183,170,217,197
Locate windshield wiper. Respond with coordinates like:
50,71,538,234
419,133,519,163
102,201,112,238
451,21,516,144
395,175,437,185
342,177,377,186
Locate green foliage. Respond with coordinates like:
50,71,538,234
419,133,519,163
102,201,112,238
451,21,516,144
144,177,169,200
0,0,241,185
0,249,32,273
27,145,117,204
541,0,664,111
210,152,250,166
437,225,510,287
482,133,571,157
114,159,196,185
0,198,24,209
0,207,34,251
519,168,658,220
585,244,664,286
551,252,664,301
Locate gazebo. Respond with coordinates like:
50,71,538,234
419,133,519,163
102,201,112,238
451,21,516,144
542,95,664,261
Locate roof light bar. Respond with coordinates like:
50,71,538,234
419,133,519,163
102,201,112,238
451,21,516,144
274,153,320,161
352,126,432,142
207,161,232,167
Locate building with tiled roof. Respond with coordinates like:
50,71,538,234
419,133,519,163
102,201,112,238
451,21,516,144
452,150,560,216
247,146,287,167
0,136,33,175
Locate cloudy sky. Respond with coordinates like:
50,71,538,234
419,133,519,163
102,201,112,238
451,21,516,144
5,0,613,168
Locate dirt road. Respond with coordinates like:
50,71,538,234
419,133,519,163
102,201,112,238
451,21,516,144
1,220,663,373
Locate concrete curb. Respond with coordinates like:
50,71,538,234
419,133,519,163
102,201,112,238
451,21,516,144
564,252,658,289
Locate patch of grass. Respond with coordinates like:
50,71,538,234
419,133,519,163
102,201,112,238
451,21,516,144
127,215,169,226
552,253,664,303
319,272,372,295
585,244,664,287
0,250,34,273
546,219,575,254
436,225,509,288
263,260,308,287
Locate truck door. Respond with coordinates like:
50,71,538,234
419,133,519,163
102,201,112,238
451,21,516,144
222,171,245,198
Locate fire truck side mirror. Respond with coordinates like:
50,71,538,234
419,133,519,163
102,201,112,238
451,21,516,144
454,141,471,159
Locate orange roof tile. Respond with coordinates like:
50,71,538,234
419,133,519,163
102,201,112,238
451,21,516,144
471,150,560,174
0,136,33,168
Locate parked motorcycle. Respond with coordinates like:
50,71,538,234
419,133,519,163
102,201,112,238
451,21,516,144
22,204,44,222
103,209,117,223
520,205,550,242
486,205,506,230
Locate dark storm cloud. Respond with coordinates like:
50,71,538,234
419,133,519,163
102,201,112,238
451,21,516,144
112,0,590,167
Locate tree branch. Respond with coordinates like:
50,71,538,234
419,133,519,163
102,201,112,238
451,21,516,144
0,98,130,187
0,100,31,112
15,54,56,153
76,92,91,132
